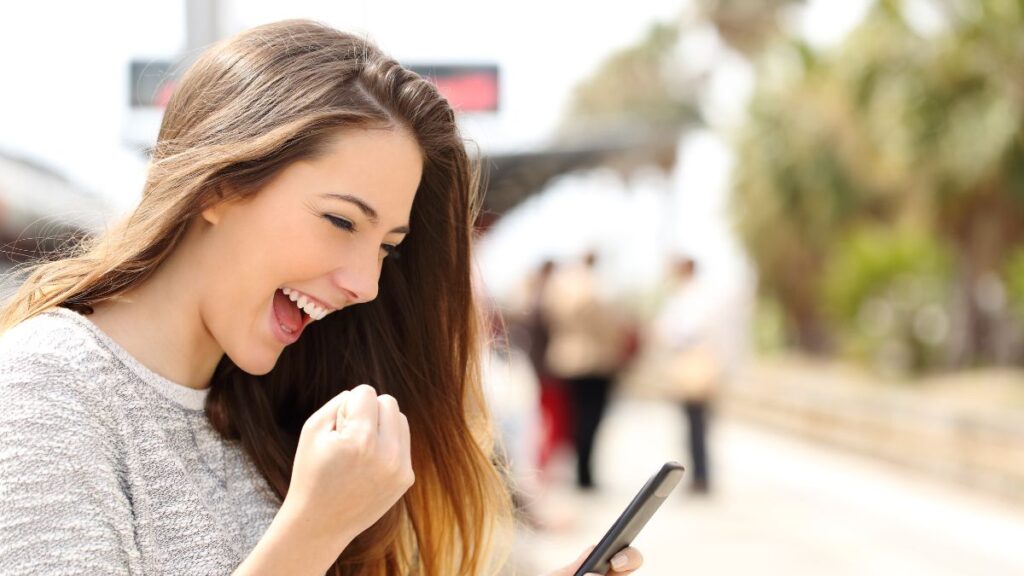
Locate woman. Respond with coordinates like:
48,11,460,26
0,19,642,576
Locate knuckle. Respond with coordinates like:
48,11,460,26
343,426,374,455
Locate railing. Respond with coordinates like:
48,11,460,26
723,359,1024,504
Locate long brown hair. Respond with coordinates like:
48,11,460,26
0,19,512,575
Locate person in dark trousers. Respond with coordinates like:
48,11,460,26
683,399,710,493
654,256,721,494
542,251,629,489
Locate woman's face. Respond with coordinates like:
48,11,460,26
196,127,423,375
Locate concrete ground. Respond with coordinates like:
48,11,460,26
506,397,1024,576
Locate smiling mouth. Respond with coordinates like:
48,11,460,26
272,288,313,335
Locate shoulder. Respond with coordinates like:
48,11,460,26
1,306,98,352
1,307,114,373
0,307,123,425
0,313,135,573
0,308,124,473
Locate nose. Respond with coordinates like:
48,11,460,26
329,246,382,306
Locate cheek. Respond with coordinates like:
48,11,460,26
203,208,336,333
270,223,340,279
242,209,331,282
199,213,288,329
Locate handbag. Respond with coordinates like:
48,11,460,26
661,340,721,401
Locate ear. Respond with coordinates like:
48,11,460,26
201,202,225,226
200,184,233,225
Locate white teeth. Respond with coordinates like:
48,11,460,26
281,287,330,322
300,300,317,317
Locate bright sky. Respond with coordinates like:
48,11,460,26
0,0,688,214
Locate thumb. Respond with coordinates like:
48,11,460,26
547,545,595,576
306,390,351,433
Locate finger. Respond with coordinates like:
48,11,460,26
308,389,350,433
332,390,351,431
397,410,411,459
608,547,643,574
341,384,379,436
376,394,401,452
547,545,594,576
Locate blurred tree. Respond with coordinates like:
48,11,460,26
732,41,872,353
560,0,799,141
559,22,698,142
823,226,952,374
838,0,1024,366
733,0,1024,365
697,0,800,57
1008,248,1024,317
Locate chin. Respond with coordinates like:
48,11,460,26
227,348,282,376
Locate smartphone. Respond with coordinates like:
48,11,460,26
574,461,685,576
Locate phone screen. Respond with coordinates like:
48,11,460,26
573,461,685,576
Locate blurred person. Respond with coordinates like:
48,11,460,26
523,259,573,474
652,256,721,494
0,20,644,576
543,250,631,490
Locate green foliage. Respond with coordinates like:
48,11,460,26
732,0,1024,364
753,296,788,353
824,227,951,322
1007,248,1024,317
837,3,1024,199
561,23,698,137
823,227,953,375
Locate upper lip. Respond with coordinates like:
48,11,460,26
284,287,339,312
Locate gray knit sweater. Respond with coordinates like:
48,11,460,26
0,307,283,575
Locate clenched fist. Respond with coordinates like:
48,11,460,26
282,384,415,550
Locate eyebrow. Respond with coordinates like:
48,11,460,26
320,193,411,234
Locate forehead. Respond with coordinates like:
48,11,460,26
323,126,421,186
272,127,424,211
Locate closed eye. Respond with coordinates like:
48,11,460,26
324,215,401,259
325,214,355,232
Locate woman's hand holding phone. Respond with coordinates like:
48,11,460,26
283,384,415,551
548,545,644,576
547,460,684,575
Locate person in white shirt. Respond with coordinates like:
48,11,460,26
653,256,721,494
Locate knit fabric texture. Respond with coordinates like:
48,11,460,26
0,307,282,574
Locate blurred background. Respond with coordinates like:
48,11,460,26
2,0,1024,574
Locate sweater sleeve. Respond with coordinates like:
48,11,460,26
0,367,140,575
